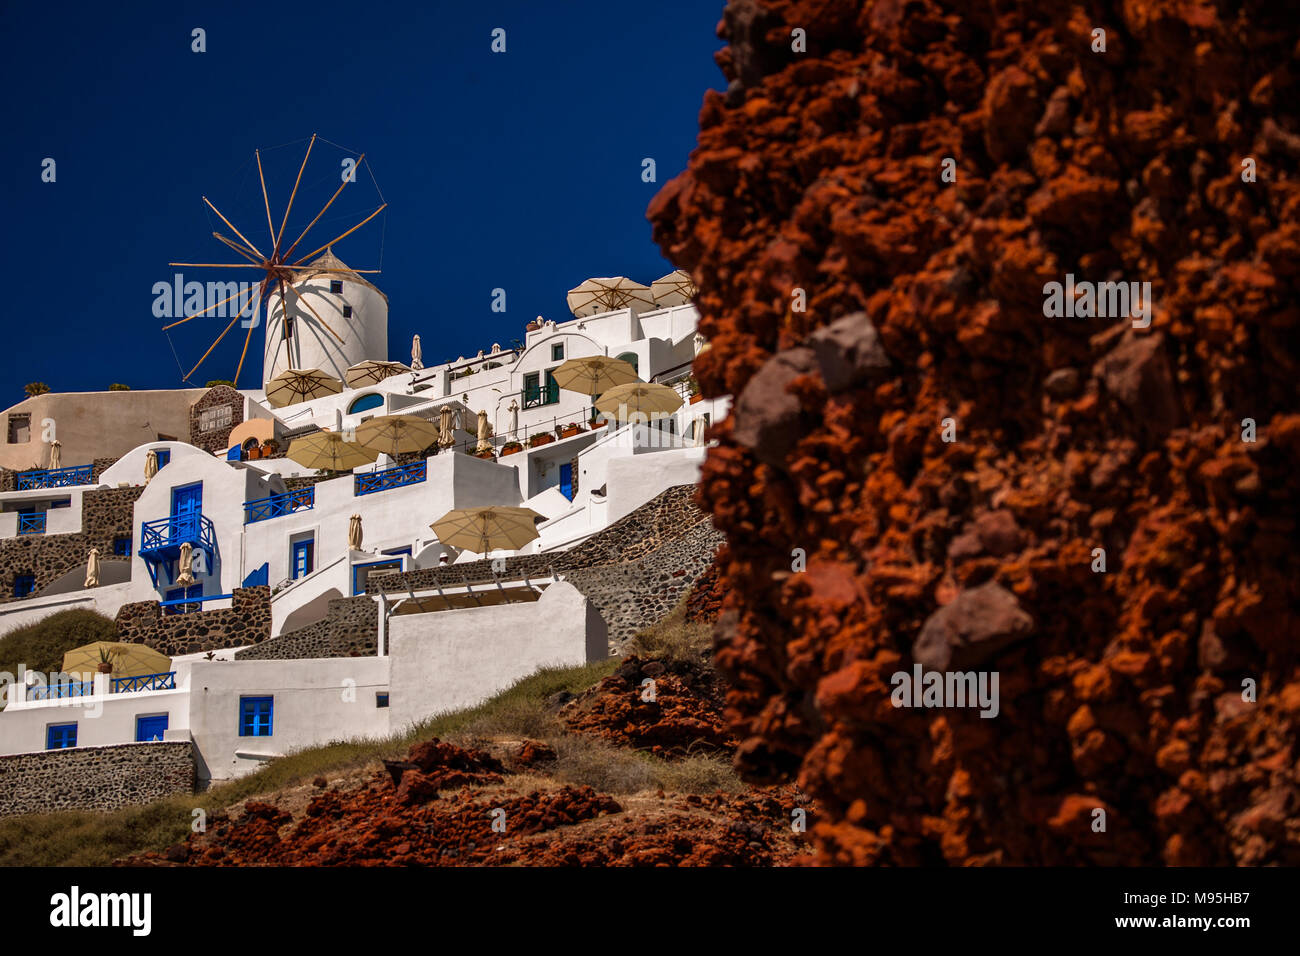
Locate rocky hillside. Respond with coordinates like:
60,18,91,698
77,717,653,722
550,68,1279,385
648,0,1300,864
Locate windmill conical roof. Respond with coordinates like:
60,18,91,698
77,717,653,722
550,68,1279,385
294,247,387,301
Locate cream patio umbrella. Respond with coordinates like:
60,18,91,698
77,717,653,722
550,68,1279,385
48,439,62,470
83,547,100,588
345,360,411,389
551,355,639,396
431,505,544,556
475,410,492,453
62,642,171,680
144,449,158,484
287,430,378,471
354,414,441,458
265,368,344,408
650,269,697,307
566,277,655,318
595,382,683,420
348,514,363,550
176,542,196,585
411,334,424,370
438,405,456,447
507,399,519,441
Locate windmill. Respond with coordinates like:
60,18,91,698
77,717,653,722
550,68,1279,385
165,134,386,386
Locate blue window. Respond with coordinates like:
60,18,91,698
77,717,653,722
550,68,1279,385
136,715,168,742
154,449,171,469
292,538,315,579
114,536,132,557
239,696,273,737
46,723,77,750
376,693,389,708
13,574,35,597
330,280,343,294
559,462,574,500
348,393,384,415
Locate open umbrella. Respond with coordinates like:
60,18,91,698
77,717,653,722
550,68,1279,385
62,642,171,680
565,277,654,318
345,360,411,389
265,368,344,408
287,430,378,471
83,547,100,588
354,414,441,458
431,505,544,556
650,269,696,307
144,449,158,484
551,355,639,396
595,382,683,419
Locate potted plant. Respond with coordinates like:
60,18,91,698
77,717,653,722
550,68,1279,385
473,448,496,460
688,376,703,404
97,647,115,674
559,422,583,439
589,414,607,429
525,319,542,332
501,441,524,456
529,432,554,448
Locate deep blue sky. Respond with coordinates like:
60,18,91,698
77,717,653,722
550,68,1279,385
0,0,723,395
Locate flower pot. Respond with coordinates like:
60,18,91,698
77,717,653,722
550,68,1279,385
529,434,555,448
98,662,113,674
501,445,523,457
689,394,703,404
560,426,582,439
473,450,496,460
589,420,607,429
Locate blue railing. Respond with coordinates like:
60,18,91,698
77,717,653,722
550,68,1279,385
28,680,94,701
111,671,177,694
355,460,427,496
139,513,216,558
158,591,232,609
17,513,46,535
244,486,314,524
15,464,93,490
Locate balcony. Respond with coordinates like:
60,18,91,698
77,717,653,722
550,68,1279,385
522,382,559,409
27,680,94,701
138,513,216,586
244,487,314,524
111,671,177,694
355,460,426,496
17,512,46,535
15,464,93,490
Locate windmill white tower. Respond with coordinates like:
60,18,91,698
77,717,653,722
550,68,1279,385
263,248,389,387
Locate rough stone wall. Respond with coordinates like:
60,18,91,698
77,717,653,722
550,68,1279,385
188,385,245,455
647,0,1300,865
367,484,722,648
236,595,378,660
115,586,271,656
0,485,142,603
0,741,195,818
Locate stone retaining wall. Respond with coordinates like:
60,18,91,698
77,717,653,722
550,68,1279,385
0,741,195,818
115,586,272,656
236,595,378,660
0,485,142,603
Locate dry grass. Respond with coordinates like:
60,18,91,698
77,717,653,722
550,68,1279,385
627,603,712,664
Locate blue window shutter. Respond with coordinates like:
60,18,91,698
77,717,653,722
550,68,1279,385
560,463,573,500
239,696,273,736
47,723,77,749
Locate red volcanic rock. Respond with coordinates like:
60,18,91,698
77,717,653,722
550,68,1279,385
648,0,1300,865
912,582,1035,672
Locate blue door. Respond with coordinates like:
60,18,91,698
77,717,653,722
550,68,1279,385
136,715,168,742
171,483,202,540
292,539,314,579
164,584,203,614
559,463,573,500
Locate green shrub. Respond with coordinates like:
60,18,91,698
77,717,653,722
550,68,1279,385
0,609,118,682
23,383,50,398
205,380,235,389
108,384,130,391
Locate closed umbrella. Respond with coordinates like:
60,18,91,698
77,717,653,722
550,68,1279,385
411,334,424,370
476,410,492,453
354,414,441,458
348,514,363,550
176,542,196,585
693,417,708,447
265,368,344,408
287,431,378,471
650,269,696,307
551,355,639,396
595,382,683,419
507,399,519,441
144,450,158,484
83,547,100,588
62,642,171,680
345,360,411,389
438,405,455,447
49,439,62,470
566,277,654,318
431,505,544,556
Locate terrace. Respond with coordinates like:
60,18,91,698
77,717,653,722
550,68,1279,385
14,464,93,490
244,486,315,524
